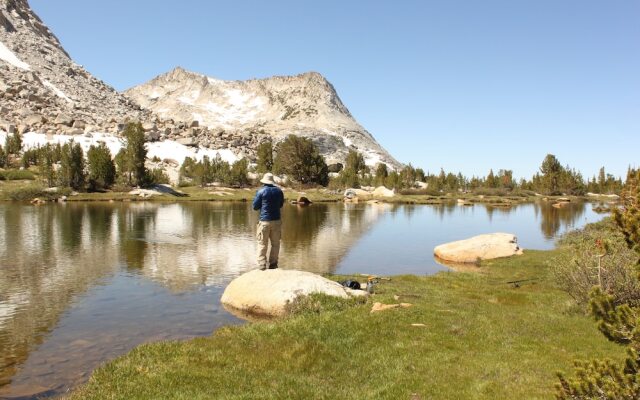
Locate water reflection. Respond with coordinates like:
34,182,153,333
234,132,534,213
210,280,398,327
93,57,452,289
534,200,588,239
0,201,388,397
0,200,599,398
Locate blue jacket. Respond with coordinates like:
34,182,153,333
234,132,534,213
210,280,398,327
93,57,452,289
252,184,285,221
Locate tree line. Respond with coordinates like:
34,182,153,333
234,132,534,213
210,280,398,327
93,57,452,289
0,123,168,191
251,137,625,195
1,127,627,195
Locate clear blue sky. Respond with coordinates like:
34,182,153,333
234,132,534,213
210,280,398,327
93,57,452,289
30,0,639,179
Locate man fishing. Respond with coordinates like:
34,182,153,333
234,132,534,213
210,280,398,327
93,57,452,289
252,173,285,270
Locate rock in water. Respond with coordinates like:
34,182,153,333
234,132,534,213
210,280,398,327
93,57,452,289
221,269,364,318
433,233,523,264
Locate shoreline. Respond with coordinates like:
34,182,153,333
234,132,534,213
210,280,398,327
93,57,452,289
0,180,618,206
66,248,624,399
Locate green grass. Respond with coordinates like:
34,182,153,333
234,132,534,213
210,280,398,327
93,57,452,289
70,251,624,399
0,169,36,181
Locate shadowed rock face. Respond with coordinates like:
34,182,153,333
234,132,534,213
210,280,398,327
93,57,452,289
125,67,402,169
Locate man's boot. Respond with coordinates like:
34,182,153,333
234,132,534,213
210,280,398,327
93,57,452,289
268,263,278,269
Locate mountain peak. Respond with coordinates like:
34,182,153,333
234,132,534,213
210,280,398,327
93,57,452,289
125,68,401,168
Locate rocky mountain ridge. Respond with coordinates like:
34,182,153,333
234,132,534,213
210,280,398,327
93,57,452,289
0,0,150,135
126,67,401,168
1,0,401,169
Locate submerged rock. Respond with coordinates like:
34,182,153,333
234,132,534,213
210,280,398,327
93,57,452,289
221,269,365,318
434,233,523,264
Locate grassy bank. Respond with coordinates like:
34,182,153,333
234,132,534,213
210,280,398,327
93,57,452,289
70,250,623,399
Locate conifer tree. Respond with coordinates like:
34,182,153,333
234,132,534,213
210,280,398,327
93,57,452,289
273,135,328,185
598,167,606,193
5,131,22,155
87,143,116,190
374,163,388,187
486,169,498,188
556,169,640,399
540,154,563,195
0,145,6,168
39,144,55,187
256,141,273,173
121,122,148,186
230,158,249,187
58,141,85,190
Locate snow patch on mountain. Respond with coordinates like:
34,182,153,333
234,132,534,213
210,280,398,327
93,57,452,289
42,79,73,103
0,39,30,70
0,131,239,170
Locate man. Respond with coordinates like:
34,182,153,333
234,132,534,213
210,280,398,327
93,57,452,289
252,172,285,270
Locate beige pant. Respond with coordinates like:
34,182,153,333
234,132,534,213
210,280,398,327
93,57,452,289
256,220,281,269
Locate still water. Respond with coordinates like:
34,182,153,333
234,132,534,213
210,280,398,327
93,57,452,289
0,200,603,398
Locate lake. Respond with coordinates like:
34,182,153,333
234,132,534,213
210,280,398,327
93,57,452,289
0,200,603,398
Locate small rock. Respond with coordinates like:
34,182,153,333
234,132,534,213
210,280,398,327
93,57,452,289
72,119,86,130
177,137,196,146
296,196,312,205
24,113,44,125
54,113,73,126
370,302,413,313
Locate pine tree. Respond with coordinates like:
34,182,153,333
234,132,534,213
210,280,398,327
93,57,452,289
121,122,148,186
540,154,563,195
87,143,116,190
39,144,56,188
400,164,417,188
486,169,498,188
385,171,400,189
615,169,640,254
273,135,328,186
229,158,249,187
599,167,606,194
58,141,85,190
0,145,6,168
5,131,22,155
416,168,426,183
374,163,389,187
256,142,273,173
556,169,640,399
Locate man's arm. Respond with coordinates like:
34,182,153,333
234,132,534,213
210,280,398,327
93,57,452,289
252,189,262,210
279,189,285,208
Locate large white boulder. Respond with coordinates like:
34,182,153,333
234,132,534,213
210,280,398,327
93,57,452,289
372,186,395,198
434,233,523,264
221,269,364,318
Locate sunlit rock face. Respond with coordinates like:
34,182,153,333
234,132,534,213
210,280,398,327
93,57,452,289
126,67,402,169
